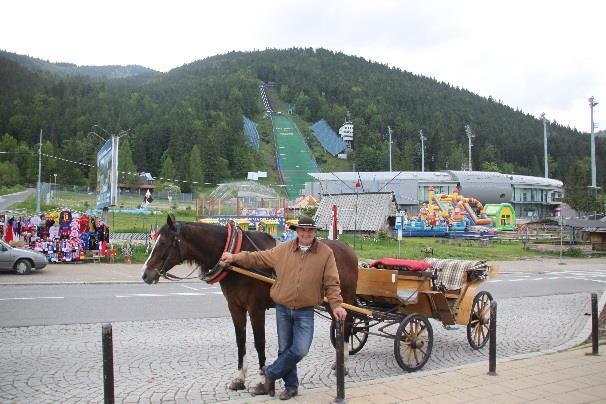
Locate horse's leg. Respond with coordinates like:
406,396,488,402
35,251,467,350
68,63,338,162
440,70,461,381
249,306,267,374
227,303,248,391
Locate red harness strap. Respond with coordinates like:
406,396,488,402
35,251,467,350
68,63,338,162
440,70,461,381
207,222,243,284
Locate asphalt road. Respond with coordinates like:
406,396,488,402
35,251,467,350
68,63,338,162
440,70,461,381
0,265,605,327
0,259,605,403
0,188,34,211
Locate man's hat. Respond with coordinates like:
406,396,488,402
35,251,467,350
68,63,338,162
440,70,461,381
289,216,319,230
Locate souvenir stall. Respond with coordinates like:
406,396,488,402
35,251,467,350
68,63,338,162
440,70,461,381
24,210,110,263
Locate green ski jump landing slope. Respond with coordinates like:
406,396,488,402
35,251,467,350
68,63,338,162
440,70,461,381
272,114,318,199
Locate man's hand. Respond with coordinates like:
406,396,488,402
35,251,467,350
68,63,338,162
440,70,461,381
332,306,347,321
221,252,234,263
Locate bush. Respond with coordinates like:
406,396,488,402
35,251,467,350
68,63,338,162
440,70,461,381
563,247,585,257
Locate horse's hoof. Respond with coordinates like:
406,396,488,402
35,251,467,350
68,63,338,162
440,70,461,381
228,379,246,391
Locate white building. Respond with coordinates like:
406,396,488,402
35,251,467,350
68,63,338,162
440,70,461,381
303,171,563,220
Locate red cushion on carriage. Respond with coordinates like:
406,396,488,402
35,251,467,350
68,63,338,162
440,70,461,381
369,258,433,271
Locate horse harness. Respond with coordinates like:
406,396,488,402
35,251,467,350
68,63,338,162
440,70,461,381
200,221,244,284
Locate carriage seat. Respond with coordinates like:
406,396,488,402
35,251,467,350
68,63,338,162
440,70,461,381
369,258,433,274
424,258,490,292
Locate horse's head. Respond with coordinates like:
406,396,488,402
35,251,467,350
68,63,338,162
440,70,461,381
141,214,183,284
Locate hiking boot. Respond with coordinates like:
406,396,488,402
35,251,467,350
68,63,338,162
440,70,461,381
279,388,298,400
250,375,275,397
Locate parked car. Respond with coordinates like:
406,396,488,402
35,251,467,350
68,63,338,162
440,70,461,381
0,240,47,274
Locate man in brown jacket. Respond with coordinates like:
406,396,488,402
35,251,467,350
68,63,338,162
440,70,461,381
221,216,347,400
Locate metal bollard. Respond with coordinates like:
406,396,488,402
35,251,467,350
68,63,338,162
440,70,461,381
591,293,599,356
488,300,497,376
334,319,345,403
102,323,115,404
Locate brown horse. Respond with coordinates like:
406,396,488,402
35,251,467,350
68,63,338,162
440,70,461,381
141,215,358,390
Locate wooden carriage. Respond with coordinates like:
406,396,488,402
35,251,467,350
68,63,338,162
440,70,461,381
328,258,498,372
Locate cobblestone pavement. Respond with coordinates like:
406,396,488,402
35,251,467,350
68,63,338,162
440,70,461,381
0,292,595,403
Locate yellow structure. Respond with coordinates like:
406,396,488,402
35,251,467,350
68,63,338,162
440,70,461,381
199,218,220,225
484,203,516,231
260,219,280,237
232,219,250,231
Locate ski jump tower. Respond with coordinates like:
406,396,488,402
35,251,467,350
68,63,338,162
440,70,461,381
337,112,354,159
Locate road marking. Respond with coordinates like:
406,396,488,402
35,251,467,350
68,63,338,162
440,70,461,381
0,296,64,301
115,292,224,298
180,285,200,291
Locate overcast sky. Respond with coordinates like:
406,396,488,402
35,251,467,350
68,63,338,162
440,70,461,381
2,0,603,133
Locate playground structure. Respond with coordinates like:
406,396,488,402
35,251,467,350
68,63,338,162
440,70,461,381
399,187,515,237
196,182,289,238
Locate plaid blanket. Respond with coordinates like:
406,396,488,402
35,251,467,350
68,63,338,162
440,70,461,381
424,258,489,290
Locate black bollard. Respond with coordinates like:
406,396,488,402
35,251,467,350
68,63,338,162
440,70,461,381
488,300,497,376
334,319,345,403
591,293,599,356
102,323,115,404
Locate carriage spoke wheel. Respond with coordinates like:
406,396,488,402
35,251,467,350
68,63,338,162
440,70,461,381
467,291,493,350
330,316,370,355
394,313,433,372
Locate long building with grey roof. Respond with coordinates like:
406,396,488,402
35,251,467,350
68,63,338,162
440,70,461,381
303,171,563,220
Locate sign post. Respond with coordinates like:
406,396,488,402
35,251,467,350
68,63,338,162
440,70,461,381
395,214,403,258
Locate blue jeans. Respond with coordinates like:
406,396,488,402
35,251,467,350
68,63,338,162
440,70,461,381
265,304,315,390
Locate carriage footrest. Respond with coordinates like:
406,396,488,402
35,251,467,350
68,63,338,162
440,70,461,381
420,291,456,325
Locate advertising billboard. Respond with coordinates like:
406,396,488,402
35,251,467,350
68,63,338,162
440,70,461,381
96,137,119,209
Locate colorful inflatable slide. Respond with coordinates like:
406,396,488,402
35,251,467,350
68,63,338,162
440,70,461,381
398,187,515,237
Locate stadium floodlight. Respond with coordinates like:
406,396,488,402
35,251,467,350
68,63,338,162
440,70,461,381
541,113,548,178
589,97,599,192
464,125,475,171
419,130,427,172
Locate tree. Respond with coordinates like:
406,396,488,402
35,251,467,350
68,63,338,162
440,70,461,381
563,158,601,215
118,137,138,187
187,144,204,191
160,154,176,181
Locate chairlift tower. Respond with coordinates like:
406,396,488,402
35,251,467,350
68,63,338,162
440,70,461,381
419,130,426,172
464,125,475,171
589,97,599,193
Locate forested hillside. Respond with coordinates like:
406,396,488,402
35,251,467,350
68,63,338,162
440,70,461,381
0,48,604,197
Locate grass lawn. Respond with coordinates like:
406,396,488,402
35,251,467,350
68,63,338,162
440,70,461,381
6,190,572,264
334,233,544,261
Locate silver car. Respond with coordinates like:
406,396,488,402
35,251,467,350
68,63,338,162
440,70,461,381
0,240,48,274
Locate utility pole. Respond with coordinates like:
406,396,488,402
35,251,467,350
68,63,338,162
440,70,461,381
35,129,42,213
589,97,598,193
541,113,548,178
465,125,475,171
419,130,426,172
387,126,393,172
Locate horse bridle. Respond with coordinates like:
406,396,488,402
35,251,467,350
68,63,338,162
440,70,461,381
157,223,196,281
155,221,269,282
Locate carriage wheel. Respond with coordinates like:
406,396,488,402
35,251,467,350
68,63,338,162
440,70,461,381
467,291,493,350
394,313,433,372
330,316,370,355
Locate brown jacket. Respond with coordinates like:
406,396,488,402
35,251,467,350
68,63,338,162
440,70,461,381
233,238,343,310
